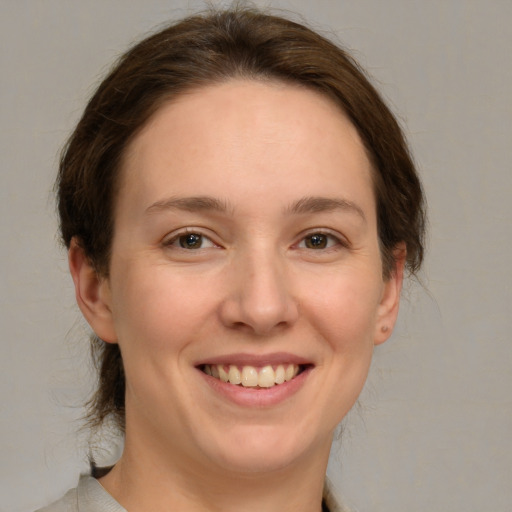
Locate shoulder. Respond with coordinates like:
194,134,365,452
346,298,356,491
34,473,126,512
35,486,78,512
323,478,354,512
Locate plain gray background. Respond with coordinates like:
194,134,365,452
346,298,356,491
1,1,511,511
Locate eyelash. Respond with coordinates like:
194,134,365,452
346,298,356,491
163,228,347,252
162,229,218,250
295,231,347,251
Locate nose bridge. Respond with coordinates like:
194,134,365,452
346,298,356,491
222,241,298,335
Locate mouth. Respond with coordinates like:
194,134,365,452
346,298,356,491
199,363,309,388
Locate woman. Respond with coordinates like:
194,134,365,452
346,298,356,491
39,6,425,512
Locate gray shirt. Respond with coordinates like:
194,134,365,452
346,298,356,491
35,475,125,512
36,474,349,512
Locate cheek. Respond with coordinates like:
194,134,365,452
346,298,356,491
110,264,218,353
301,268,383,351
313,273,382,412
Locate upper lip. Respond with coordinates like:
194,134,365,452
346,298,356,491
195,352,313,367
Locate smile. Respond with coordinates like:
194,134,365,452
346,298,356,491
201,364,302,388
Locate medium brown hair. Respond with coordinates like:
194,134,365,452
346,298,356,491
57,6,426,431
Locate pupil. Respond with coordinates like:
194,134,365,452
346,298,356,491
180,233,202,249
307,234,327,249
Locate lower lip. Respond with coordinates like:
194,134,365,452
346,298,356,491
198,366,312,408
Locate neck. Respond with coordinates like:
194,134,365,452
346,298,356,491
99,429,332,512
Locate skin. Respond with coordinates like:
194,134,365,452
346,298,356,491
70,80,405,512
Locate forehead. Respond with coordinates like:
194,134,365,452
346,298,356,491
118,79,375,217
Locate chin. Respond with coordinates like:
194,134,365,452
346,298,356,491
200,423,328,475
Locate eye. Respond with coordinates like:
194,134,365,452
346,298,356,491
298,232,342,250
165,231,216,250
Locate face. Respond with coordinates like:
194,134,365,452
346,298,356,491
73,80,403,476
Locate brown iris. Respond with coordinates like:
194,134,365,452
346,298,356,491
179,233,203,249
305,234,328,249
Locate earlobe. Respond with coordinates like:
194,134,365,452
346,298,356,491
374,243,407,345
68,238,118,343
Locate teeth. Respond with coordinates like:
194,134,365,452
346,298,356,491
275,365,285,384
218,365,229,383
258,366,275,388
285,364,298,381
203,364,301,388
241,366,258,387
228,365,241,384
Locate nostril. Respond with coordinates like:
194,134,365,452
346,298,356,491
217,266,299,335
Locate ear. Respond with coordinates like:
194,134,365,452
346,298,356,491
374,243,406,345
68,238,118,343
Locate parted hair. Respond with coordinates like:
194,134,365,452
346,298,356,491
57,6,426,432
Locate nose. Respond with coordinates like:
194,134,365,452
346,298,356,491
219,249,299,336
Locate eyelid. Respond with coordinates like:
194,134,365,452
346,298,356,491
294,229,349,249
162,227,220,249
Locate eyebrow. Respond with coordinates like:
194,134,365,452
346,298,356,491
145,194,366,221
145,196,232,215
287,196,366,221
